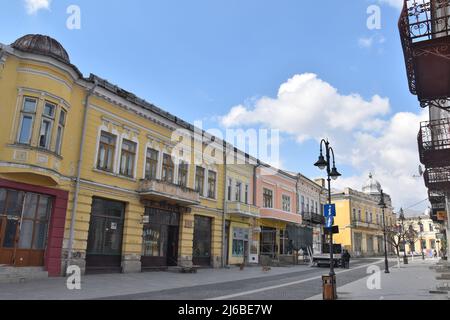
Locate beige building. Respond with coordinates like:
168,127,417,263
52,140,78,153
332,175,396,257
400,215,442,257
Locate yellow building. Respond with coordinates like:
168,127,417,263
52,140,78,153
0,34,225,276
400,215,442,257
332,175,396,257
224,150,260,266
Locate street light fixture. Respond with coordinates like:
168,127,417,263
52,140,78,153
399,208,408,264
378,189,390,274
314,139,341,300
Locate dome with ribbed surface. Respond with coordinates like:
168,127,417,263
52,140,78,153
11,34,70,64
362,173,381,195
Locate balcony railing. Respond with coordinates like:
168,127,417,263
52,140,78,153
419,118,450,167
429,190,446,210
424,166,450,191
226,201,260,218
302,211,325,225
399,0,450,102
138,179,200,206
352,221,382,230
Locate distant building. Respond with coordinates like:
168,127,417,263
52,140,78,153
331,174,396,257
399,215,442,257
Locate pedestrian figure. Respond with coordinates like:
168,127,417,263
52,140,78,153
342,250,351,269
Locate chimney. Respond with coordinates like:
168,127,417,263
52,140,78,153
315,178,326,188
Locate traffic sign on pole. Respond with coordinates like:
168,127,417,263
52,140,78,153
325,216,334,228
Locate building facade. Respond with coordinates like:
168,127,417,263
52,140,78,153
256,165,301,260
297,175,325,254
400,215,442,257
332,175,396,257
0,35,226,276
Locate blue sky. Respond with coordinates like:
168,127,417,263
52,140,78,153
0,0,429,212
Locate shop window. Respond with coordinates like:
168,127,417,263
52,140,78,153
232,228,249,257
120,139,137,177
280,230,291,255
17,97,37,145
145,148,159,180
97,131,117,172
207,171,216,199
161,154,174,183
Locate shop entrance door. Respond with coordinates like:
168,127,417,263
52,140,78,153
86,198,125,274
193,216,212,267
260,227,277,259
0,188,52,267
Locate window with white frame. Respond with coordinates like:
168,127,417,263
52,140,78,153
282,195,291,212
145,148,159,180
54,109,66,155
227,178,232,201
38,102,56,150
17,97,37,145
263,188,273,208
207,170,216,199
235,182,242,202
97,131,117,172
120,139,137,177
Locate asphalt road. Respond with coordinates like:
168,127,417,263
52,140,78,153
102,258,392,300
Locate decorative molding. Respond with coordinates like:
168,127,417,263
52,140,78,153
17,67,72,91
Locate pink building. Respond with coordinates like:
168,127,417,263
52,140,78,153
255,165,301,259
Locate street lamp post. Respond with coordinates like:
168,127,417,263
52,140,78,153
399,209,408,265
378,190,390,274
418,217,425,260
314,139,341,300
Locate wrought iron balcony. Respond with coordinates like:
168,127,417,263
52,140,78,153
226,201,260,218
429,190,446,210
302,211,325,225
399,0,450,109
424,166,450,191
138,178,200,206
418,118,450,167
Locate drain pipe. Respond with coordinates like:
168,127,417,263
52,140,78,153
66,79,98,273
221,141,227,268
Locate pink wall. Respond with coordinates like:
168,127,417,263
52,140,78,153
255,166,297,214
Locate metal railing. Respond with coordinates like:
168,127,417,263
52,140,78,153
424,166,450,190
418,117,450,167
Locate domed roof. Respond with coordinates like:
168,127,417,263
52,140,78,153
362,173,381,195
11,34,70,64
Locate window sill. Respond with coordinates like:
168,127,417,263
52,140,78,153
200,196,217,201
92,168,137,182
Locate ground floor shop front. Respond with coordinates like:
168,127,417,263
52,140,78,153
350,230,386,257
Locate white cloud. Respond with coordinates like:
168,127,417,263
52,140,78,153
378,0,404,10
24,0,51,15
219,73,428,210
358,34,386,49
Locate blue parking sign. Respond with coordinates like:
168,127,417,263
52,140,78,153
324,204,336,218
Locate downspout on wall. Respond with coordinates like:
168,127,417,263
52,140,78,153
221,141,227,268
66,80,98,273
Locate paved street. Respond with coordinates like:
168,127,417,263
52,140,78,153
0,258,445,300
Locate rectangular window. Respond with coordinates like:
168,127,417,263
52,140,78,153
38,102,56,149
161,154,174,183
301,196,305,214
353,209,357,221
227,178,232,201
195,166,205,195
145,148,159,180
207,171,216,199
245,184,249,204
235,182,242,202
120,139,137,177
178,161,188,187
429,223,434,232
18,97,37,145
263,188,273,208
97,131,116,172
282,195,291,212
54,109,66,155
